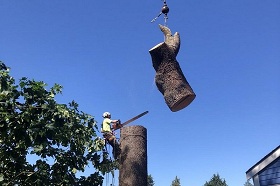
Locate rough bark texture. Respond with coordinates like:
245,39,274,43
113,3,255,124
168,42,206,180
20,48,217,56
119,126,147,186
149,24,196,112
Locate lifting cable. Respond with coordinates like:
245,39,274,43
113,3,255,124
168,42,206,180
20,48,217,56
151,0,170,25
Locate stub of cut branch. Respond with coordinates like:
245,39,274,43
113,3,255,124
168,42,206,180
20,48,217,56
149,25,196,112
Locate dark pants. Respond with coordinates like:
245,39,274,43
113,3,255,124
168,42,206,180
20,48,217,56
103,132,120,158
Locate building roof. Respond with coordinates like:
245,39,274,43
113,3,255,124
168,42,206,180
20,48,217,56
246,145,280,180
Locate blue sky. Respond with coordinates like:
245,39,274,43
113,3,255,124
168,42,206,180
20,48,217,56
1,1,280,185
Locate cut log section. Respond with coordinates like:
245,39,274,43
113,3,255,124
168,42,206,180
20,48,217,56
149,25,196,112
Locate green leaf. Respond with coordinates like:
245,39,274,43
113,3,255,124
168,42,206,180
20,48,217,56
33,145,43,153
46,123,55,130
71,168,77,174
0,61,8,70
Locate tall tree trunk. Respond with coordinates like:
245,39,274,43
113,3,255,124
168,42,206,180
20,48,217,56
119,126,147,186
149,25,196,112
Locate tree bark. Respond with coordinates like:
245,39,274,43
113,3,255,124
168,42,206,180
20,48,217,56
119,126,147,186
149,25,196,112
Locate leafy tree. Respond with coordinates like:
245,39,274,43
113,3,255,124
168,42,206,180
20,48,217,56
148,174,155,186
244,180,254,186
204,174,228,186
171,176,181,186
0,62,115,185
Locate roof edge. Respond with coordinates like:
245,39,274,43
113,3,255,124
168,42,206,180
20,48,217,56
246,145,280,180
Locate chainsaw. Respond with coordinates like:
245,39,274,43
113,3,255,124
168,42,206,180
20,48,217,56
112,111,149,131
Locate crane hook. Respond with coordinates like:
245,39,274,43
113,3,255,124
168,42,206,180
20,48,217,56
151,0,170,25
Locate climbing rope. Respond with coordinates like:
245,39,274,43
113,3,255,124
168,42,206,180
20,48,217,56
110,139,116,186
104,133,119,186
151,0,170,25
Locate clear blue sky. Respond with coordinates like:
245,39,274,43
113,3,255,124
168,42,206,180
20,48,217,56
1,1,280,185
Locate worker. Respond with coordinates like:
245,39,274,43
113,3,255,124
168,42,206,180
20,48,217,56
101,112,121,159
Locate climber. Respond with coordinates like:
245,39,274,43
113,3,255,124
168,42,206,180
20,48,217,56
101,112,121,159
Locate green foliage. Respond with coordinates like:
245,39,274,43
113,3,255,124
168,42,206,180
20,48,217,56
244,180,253,186
171,176,181,186
148,174,155,186
0,61,115,185
204,174,228,186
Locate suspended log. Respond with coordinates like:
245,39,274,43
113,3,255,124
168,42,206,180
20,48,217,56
149,24,196,112
119,126,147,186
